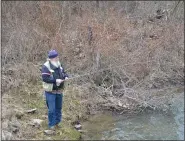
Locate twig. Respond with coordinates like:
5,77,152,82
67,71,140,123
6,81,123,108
123,94,156,110
66,60,157,82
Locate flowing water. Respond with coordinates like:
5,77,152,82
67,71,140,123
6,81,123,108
82,92,184,140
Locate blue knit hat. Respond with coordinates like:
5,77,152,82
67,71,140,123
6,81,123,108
48,50,58,59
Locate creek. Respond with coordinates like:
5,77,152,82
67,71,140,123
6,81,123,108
82,92,184,140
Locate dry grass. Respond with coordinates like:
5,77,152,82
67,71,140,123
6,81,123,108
2,82,86,140
1,1,184,139
2,0,184,106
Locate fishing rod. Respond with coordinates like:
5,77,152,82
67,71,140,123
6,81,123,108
64,60,156,82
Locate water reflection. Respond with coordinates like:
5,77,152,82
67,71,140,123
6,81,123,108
82,93,184,140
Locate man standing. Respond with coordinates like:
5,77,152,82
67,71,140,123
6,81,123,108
41,50,68,130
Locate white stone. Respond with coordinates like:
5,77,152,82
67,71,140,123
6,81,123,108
2,130,13,140
75,124,82,130
26,108,37,114
29,119,44,128
32,119,43,125
8,120,21,133
118,101,122,107
44,130,55,135
41,115,48,119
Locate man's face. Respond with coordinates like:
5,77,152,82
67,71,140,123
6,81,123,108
50,56,59,62
50,57,60,68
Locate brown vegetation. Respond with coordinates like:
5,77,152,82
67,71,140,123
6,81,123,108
1,1,184,140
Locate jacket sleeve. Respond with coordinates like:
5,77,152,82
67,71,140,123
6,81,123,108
41,65,56,83
60,66,69,79
64,69,69,78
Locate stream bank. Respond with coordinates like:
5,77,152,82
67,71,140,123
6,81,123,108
81,91,184,140
2,79,184,140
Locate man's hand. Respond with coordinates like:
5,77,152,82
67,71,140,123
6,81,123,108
65,77,69,80
56,79,64,83
56,79,64,86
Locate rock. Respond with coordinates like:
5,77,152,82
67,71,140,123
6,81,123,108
79,53,84,58
44,130,55,135
29,119,43,128
74,124,82,130
148,17,155,23
26,108,37,114
46,137,52,140
3,109,14,120
111,128,120,132
78,129,82,133
122,105,127,108
2,130,13,140
155,9,165,19
41,115,48,119
75,47,80,53
109,135,119,140
11,127,19,133
32,119,43,125
8,120,21,134
78,130,87,133
2,120,9,129
10,120,21,128
156,15,163,19
149,34,158,39
118,101,122,107
15,110,24,119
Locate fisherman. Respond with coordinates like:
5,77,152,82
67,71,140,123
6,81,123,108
41,49,69,130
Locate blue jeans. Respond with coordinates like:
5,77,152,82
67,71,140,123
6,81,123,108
45,91,63,128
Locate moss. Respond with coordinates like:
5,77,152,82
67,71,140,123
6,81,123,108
52,126,81,140
34,121,81,140
6,83,87,140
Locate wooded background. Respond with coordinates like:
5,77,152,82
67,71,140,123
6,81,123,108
1,1,184,139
